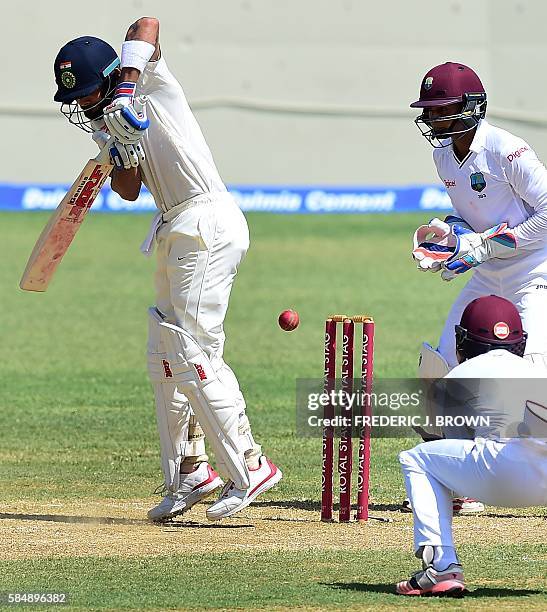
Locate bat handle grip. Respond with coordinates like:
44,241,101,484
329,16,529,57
94,136,114,165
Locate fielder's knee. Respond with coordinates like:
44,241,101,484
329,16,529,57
398,449,414,468
398,446,426,471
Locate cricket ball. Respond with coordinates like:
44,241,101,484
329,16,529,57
278,309,300,331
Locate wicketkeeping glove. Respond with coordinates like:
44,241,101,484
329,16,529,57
412,219,454,272
441,223,518,281
412,216,473,273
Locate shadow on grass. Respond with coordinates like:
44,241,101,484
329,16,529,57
325,582,544,598
163,519,254,529
0,512,147,526
250,499,402,513
0,512,253,529
482,512,547,519
253,500,546,520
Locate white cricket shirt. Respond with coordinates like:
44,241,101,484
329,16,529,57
136,56,226,212
433,120,547,267
443,350,547,441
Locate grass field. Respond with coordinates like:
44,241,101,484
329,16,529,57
1,211,545,610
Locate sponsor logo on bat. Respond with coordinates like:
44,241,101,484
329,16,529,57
194,364,207,381
67,165,108,221
162,359,174,378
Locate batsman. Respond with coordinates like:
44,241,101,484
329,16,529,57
52,17,282,521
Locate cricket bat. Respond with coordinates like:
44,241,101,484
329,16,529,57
19,142,113,292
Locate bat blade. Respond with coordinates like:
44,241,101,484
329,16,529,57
19,158,113,292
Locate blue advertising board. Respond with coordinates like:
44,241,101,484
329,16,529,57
0,182,452,214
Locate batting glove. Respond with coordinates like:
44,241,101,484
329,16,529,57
103,83,149,145
92,130,145,170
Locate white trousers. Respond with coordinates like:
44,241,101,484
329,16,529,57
438,260,547,367
399,438,547,551
152,192,260,465
155,193,249,360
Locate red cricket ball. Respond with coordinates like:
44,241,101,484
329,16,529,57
278,309,300,331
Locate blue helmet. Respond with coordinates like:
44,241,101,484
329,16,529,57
54,36,120,103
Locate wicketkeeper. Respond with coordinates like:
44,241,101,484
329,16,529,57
52,17,282,521
409,62,547,514
411,62,547,364
411,61,547,368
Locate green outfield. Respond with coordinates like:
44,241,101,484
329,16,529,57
1,211,545,610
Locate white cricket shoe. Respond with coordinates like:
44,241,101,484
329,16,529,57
206,456,282,522
401,497,485,515
148,462,223,522
452,497,485,515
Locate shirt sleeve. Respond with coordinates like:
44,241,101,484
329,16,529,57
501,144,547,246
139,56,184,100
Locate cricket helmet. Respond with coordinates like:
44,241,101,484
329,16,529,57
54,36,119,103
54,36,120,132
455,295,527,362
410,62,487,146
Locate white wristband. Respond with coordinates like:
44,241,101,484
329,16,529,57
121,40,156,72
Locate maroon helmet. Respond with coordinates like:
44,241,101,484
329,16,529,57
455,295,527,362
411,62,487,147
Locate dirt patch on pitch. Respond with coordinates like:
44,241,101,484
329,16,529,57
0,499,545,560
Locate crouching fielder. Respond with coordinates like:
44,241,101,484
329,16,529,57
396,296,547,597
52,17,281,522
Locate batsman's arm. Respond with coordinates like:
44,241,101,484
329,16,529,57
121,17,161,84
111,166,142,201
107,17,159,200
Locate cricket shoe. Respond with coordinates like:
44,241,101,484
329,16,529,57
206,456,282,521
396,563,466,597
452,497,485,515
396,546,465,597
148,462,223,522
400,497,484,515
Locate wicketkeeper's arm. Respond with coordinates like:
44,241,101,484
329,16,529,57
441,147,547,277
502,144,547,249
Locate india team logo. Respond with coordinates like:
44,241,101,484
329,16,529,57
61,71,76,89
493,321,510,339
470,172,486,192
